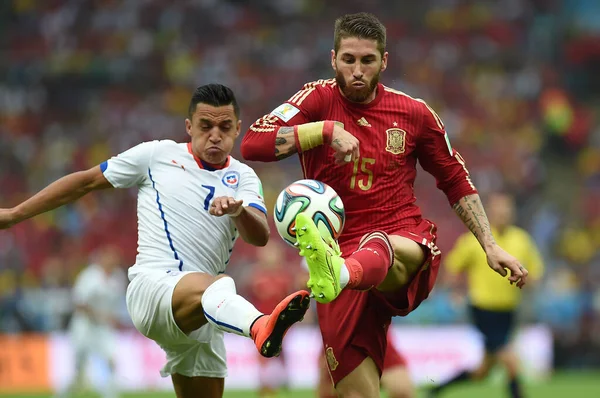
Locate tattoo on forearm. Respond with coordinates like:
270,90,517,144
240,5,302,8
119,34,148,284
453,195,495,246
274,127,296,160
277,127,294,135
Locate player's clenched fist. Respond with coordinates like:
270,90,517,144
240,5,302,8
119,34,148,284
485,245,528,288
209,196,244,217
330,123,360,165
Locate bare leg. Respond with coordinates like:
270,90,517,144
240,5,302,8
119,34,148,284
171,373,224,398
498,348,524,398
381,365,415,398
335,357,380,398
376,235,425,293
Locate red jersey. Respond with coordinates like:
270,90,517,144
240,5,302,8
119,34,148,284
242,79,477,245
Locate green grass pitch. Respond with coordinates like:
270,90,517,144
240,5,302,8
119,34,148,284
2,371,600,398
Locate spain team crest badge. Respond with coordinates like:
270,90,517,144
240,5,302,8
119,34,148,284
385,128,406,155
325,346,339,371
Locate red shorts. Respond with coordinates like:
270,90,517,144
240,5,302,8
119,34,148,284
319,331,407,395
319,219,440,386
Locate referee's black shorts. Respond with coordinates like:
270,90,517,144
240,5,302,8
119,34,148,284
469,304,516,353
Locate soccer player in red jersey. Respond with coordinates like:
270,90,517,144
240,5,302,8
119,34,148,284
318,330,414,398
241,13,528,397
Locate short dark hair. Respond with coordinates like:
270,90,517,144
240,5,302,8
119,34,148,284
188,84,240,119
334,13,386,57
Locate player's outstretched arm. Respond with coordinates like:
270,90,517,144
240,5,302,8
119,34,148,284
209,196,269,246
452,194,528,288
0,165,112,229
451,194,495,250
416,100,527,287
242,120,359,164
241,83,359,163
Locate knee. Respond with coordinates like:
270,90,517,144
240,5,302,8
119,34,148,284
172,273,232,333
175,273,230,306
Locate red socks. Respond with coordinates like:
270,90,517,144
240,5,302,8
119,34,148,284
344,231,394,290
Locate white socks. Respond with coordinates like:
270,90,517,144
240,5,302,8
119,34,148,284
302,257,350,289
339,263,350,289
201,276,263,337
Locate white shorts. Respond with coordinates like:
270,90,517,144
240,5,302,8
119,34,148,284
126,269,227,378
69,316,115,360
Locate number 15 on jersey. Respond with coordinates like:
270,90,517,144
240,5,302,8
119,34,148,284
350,157,375,191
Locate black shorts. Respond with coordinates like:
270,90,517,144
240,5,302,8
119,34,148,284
469,304,516,353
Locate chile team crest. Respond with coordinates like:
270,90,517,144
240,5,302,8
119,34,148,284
222,171,240,189
385,128,406,155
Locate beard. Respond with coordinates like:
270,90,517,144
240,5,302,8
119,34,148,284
335,69,380,103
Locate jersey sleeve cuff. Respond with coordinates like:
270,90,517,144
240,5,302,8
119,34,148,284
99,161,119,188
246,203,267,215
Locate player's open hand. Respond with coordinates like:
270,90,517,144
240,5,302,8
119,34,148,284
209,196,244,217
330,123,360,165
0,209,17,229
485,245,528,288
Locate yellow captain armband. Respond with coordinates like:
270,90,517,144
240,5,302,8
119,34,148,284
294,121,335,152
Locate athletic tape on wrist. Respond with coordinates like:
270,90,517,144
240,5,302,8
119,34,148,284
294,121,335,152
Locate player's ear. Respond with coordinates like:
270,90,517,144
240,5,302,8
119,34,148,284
185,118,192,137
331,49,336,71
380,52,388,73
235,119,242,138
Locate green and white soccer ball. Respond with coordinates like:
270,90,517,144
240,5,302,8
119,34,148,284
274,179,345,246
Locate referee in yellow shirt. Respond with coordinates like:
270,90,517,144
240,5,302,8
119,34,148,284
429,192,544,398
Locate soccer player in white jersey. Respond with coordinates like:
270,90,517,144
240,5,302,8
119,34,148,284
58,245,125,398
0,84,310,398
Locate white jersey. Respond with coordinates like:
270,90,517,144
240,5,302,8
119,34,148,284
101,140,266,280
71,264,125,326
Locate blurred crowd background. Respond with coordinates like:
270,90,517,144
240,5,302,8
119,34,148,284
1,0,599,370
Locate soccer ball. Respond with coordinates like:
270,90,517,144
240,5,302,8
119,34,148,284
274,179,345,246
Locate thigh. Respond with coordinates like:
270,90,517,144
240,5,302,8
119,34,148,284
171,272,221,334
381,339,414,398
335,357,380,398
317,290,389,387
172,373,224,398
381,365,414,398
317,353,337,398
373,219,442,316
377,235,426,292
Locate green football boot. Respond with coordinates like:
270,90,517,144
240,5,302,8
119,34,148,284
294,213,345,304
